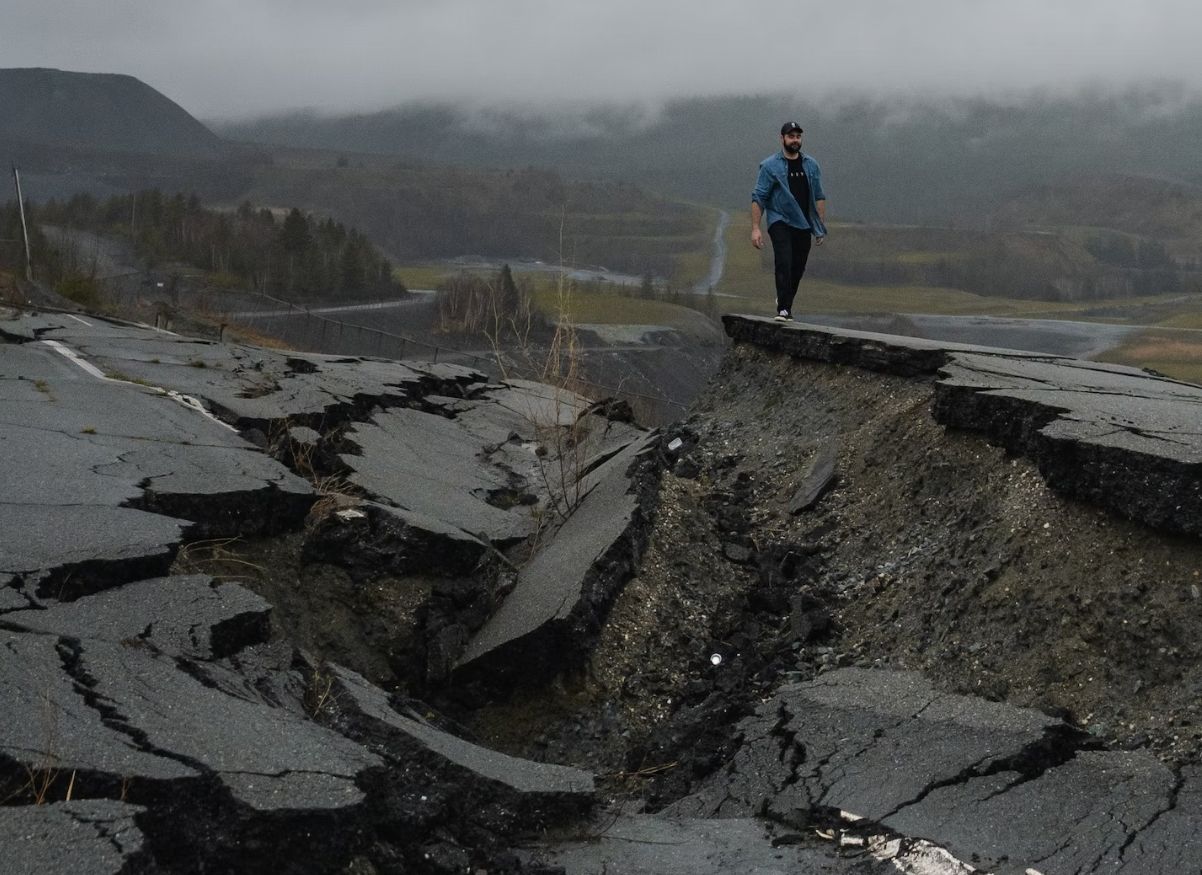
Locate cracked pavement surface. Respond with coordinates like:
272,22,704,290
669,669,1200,874
0,308,658,871
4,306,1202,873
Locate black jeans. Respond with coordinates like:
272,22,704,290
767,221,813,314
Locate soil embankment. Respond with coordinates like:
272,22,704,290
472,321,1202,788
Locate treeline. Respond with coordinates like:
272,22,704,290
435,265,721,341
249,163,709,281
436,264,546,338
4,190,405,300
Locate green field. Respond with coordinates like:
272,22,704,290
391,265,454,290
1095,328,1202,385
530,285,704,327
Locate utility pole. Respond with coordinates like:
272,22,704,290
11,164,33,281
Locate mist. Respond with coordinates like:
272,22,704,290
4,0,1202,119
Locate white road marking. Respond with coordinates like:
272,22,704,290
65,314,92,326
165,390,238,432
42,339,107,379
39,340,238,433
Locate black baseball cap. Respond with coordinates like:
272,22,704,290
780,121,804,135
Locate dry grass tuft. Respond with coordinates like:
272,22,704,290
175,537,266,581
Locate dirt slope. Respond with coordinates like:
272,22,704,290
472,341,1202,804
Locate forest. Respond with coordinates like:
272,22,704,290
1,190,405,304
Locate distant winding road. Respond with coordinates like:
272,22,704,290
693,210,730,294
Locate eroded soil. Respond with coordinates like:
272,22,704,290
464,343,1202,806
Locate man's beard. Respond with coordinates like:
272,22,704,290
783,143,801,156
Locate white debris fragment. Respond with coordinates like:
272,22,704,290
839,810,988,875
710,653,723,666
668,437,684,452
336,509,367,521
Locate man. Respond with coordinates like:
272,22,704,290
751,121,827,321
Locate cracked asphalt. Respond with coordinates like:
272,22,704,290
3,306,1202,873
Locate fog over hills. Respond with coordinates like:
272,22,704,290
6,65,1202,232
219,86,1202,226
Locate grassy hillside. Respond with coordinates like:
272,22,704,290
1096,330,1202,385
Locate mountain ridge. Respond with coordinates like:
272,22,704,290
0,67,228,158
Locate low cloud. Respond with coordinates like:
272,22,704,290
3,0,1201,118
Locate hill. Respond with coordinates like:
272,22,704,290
219,86,1202,226
0,67,228,158
0,67,713,287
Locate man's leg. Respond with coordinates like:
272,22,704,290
784,229,813,314
767,221,794,314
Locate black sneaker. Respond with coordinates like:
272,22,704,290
774,309,789,321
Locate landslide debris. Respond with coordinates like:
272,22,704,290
470,340,1202,799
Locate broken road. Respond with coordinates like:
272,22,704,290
3,306,1201,873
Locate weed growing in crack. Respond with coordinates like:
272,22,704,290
305,482,357,528
20,762,58,805
103,370,155,387
600,760,680,793
175,537,266,582
304,669,338,718
5,690,65,806
516,263,594,522
266,419,362,529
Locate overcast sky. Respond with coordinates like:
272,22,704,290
5,0,1202,119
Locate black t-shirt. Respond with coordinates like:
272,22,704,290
787,156,811,222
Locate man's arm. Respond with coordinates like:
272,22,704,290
751,163,772,249
814,199,826,246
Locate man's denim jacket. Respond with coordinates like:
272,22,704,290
752,151,827,237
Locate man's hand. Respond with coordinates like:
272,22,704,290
815,235,826,247
750,202,765,249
